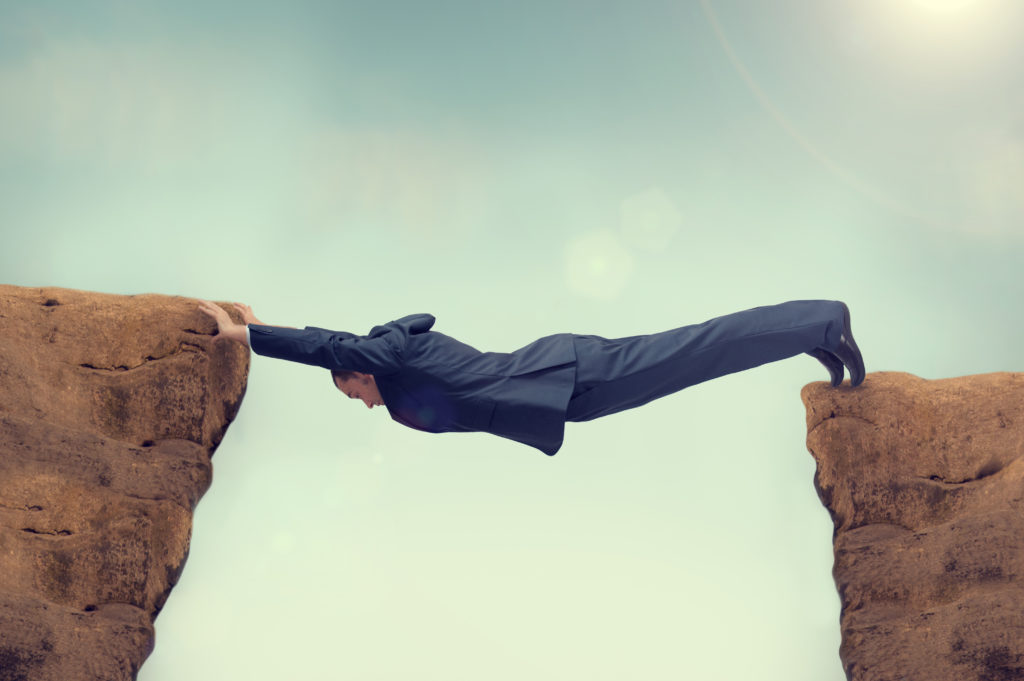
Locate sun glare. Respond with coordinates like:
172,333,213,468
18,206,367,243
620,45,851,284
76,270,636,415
911,0,977,11
904,0,1007,24
869,0,1011,55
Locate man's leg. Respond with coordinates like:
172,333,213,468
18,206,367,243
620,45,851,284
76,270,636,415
565,299,850,422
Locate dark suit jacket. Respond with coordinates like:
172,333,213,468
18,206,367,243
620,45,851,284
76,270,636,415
248,314,578,455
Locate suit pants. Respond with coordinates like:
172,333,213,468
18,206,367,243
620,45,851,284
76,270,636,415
564,299,847,422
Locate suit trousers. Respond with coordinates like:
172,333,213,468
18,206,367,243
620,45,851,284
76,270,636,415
564,299,847,422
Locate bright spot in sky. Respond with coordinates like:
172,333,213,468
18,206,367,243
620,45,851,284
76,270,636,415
911,0,977,11
270,531,295,554
901,0,1007,26
619,187,682,252
850,0,1012,69
565,230,634,300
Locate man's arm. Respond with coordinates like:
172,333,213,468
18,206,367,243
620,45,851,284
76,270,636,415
197,300,403,374
229,302,297,348
245,324,402,374
197,300,297,348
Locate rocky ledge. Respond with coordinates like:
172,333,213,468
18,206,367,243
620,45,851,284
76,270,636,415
803,371,1024,681
0,285,248,681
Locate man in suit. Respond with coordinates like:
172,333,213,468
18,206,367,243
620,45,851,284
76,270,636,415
197,299,864,455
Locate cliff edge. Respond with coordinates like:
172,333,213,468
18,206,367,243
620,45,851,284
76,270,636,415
803,371,1024,681
0,285,248,681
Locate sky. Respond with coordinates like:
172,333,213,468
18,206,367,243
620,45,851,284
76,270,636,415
2,1,1023,679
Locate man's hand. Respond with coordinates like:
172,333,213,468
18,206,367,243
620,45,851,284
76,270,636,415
197,300,249,347
232,302,263,326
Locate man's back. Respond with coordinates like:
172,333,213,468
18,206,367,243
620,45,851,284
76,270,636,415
374,325,579,454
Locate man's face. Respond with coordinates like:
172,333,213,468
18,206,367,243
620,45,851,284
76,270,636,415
334,373,384,409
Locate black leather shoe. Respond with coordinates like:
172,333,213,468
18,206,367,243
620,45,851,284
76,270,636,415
832,302,865,387
807,348,844,387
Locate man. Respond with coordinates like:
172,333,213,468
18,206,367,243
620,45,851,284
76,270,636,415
197,299,864,455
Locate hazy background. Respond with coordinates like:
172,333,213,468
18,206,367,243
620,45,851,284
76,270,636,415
2,1,1022,679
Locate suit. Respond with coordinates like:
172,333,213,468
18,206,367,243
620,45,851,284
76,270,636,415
248,314,578,454
248,299,849,455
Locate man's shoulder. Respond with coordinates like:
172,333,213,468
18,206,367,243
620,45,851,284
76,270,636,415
366,314,436,339
390,313,435,333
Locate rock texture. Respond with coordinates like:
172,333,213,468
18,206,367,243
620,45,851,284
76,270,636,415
803,371,1024,681
0,285,248,681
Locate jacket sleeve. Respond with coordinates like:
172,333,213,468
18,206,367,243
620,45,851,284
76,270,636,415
248,323,404,375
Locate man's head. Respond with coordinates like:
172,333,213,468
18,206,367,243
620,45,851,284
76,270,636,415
331,369,384,409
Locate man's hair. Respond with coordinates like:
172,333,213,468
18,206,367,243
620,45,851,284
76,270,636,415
330,369,360,387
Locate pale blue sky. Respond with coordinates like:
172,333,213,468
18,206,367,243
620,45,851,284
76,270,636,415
2,1,1023,679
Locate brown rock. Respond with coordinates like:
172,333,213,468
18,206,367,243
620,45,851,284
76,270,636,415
0,285,248,681
802,371,1024,681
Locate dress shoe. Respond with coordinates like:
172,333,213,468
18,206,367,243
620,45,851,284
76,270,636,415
831,302,865,387
807,347,844,387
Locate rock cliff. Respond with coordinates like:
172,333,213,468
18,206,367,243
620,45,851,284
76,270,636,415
803,372,1024,681
0,285,248,681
